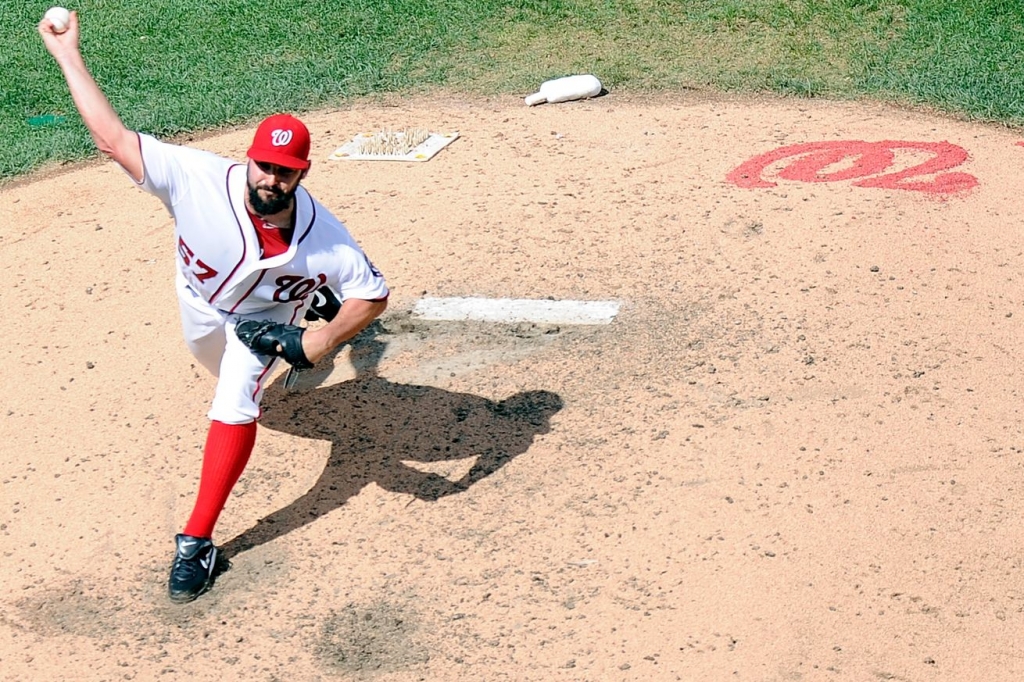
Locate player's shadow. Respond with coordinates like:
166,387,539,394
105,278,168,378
218,322,563,561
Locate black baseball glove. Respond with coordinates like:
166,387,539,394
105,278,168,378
235,319,314,369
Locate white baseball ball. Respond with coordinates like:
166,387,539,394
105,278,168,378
44,6,70,34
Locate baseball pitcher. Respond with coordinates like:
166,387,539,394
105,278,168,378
39,11,389,603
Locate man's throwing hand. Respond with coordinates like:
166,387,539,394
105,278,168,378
38,7,78,49
235,320,314,369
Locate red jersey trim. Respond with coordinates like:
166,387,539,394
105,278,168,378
295,190,316,245
227,269,267,314
208,164,249,306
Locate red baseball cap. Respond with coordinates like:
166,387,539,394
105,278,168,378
247,114,311,170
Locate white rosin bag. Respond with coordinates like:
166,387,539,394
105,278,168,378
525,75,603,106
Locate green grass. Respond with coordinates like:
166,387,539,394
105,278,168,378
857,1,1024,122
3,0,1024,179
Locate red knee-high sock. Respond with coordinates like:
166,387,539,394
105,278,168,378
183,420,258,539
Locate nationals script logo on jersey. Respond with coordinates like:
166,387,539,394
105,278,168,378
270,129,293,146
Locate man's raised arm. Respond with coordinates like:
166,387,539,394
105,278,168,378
38,11,143,182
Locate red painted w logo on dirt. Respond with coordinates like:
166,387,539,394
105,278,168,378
727,140,978,195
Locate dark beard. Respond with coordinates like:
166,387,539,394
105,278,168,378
248,182,295,216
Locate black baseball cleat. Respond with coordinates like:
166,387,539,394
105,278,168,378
304,286,341,323
168,534,218,603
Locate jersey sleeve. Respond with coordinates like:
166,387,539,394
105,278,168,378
335,245,390,301
133,133,196,208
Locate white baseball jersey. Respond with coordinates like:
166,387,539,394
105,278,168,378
136,133,387,314
131,133,389,423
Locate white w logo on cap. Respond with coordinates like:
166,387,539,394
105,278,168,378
270,129,293,146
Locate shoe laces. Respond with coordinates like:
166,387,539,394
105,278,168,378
172,543,213,580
